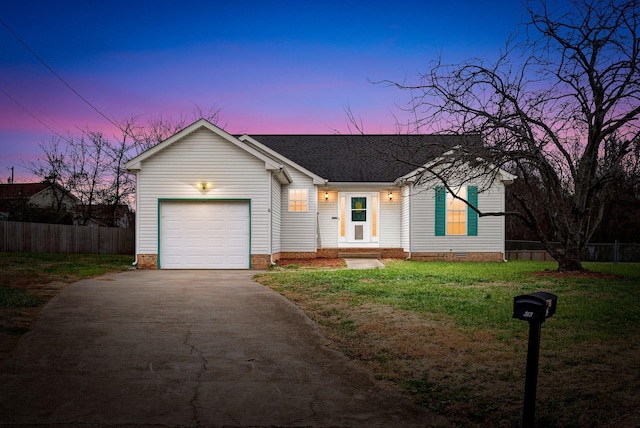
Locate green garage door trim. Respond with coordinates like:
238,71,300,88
157,198,251,269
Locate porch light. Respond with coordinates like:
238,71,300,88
324,191,329,201
388,191,393,200
198,182,211,191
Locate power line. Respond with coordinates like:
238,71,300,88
0,86,68,140
0,18,122,132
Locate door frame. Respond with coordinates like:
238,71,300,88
338,192,379,247
157,198,252,269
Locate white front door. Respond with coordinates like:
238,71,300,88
339,193,379,246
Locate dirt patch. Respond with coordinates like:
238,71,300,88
533,269,622,280
0,278,74,359
282,293,526,425
260,268,640,427
275,258,347,269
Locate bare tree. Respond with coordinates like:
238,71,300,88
67,131,110,225
25,137,78,221
381,0,640,271
130,105,223,154
25,106,223,227
99,126,135,226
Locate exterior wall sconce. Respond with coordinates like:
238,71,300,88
198,182,211,191
324,191,329,201
388,191,393,200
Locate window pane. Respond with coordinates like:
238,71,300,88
351,197,366,222
289,189,308,212
372,196,377,237
446,187,467,235
340,197,346,237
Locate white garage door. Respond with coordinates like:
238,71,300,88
160,201,250,269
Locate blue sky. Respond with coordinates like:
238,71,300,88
1,0,525,182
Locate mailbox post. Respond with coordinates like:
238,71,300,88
513,292,557,428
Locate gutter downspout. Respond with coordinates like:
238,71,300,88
408,185,413,260
132,171,139,266
268,172,274,266
502,181,508,262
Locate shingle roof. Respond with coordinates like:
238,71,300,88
0,182,49,199
248,134,482,182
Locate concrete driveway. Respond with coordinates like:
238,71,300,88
0,270,448,427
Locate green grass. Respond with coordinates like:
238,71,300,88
262,260,640,342
0,252,134,360
0,286,44,308
256,260,640,427
0,252,133,308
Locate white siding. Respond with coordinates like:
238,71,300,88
317,190,339,248
317,187,401,249
271,174,282,253
379,190,401,247
409,182,506,253
136,128,271,255
280,169,317,252
401,185,411,251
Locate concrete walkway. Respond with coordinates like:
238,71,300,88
0,270,448,427
344,258,385,269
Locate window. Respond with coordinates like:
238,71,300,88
447,187,467,235
288,189,308,212
351,197,367,221
435,186,478,236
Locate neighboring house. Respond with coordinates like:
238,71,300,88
78,204,135,228
125,119,516,269
0,182,79,223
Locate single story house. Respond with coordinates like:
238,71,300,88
125,119,515,269
0,182,79,222
78,204,135,228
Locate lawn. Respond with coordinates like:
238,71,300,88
256,260,640,427
0,252,133,358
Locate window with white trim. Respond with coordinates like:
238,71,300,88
446,186,467,235
288,189,308,212
435,185,478,236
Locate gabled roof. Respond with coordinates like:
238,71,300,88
246,134,483,182
239,135,325,184
125,119,490,184
125,120,289,182
0,182,50,199
0,183,51,213
0,182,76,200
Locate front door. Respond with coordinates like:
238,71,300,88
348,196,371,243
339,193,379,245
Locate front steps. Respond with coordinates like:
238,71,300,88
337,252,382,259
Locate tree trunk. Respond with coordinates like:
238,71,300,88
557,254,584,272
556,237,584,272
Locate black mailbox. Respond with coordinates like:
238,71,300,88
513,292,557,322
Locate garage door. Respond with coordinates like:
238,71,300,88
160,201,250,269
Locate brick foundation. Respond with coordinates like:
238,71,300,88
137,250,503,270
316,248,408,259
409,252,504,262
277,252,318,259
137,254,158,269
251,254,272,270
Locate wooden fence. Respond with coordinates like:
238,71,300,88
505,240,640,262
505,250,556,261
0,221,134,255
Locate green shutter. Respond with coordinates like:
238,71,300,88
467,186,478,236
435,186,446,236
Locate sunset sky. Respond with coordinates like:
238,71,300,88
1,0,525,182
